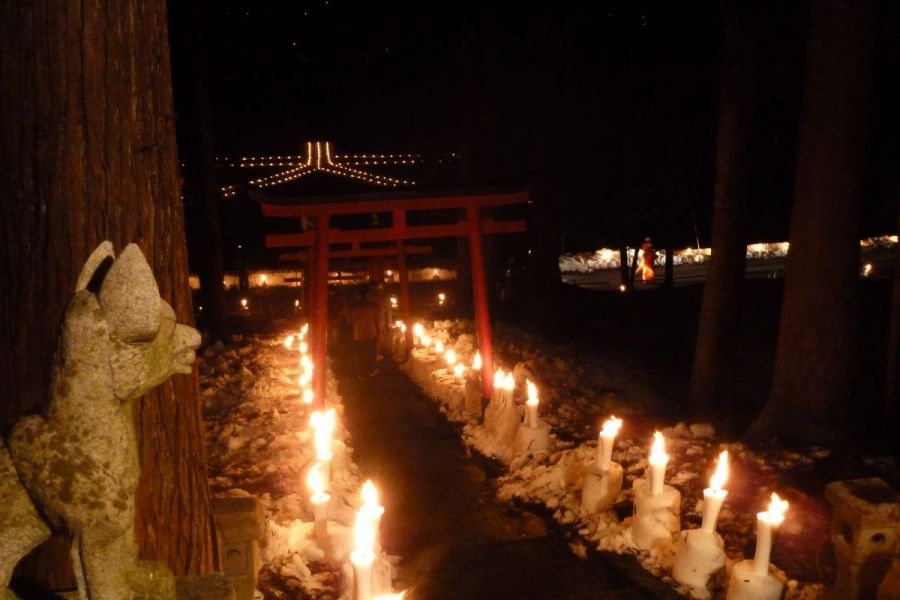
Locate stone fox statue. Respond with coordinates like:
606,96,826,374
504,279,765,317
0,242,201,599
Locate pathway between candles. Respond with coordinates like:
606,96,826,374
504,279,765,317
336,361,676,599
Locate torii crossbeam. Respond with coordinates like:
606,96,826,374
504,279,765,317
257,188,529,408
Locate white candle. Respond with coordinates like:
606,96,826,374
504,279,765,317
596,415,623,471
310,409,336,488
284,335,295,350
445,349,457,367
420,334,431,348
299,340,309,355
648,431,668,496
434,340,444,354
307,463,330,543
701,450,729,533
753,492,789,575
472,351,482,371
525,380,540,428
359,480,385,535
302,388,314,405
351,507,377,600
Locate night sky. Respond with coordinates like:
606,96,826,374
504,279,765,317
169,1,900,267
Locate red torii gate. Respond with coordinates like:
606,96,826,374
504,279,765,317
258,188,529,409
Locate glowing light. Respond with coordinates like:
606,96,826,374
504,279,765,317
240,298,248,310
307,462,326,498
445,349,457,366
303,388,314,405
863,263,873,277
434,340,444,354
299,340,309,355
284,335,295,350
526,379,539,407
420,335,432,348
412,323,424,338
385,269,393,276
502,372,515,391
453,363,465,379
710,450,729,491
294,299,301,307
310,408,336,461
390,295,398,308
473,351,482,370
493,368,505,388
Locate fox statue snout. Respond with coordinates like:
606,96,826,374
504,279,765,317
0,241,201,600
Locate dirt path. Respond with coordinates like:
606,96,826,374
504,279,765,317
336,359,671,599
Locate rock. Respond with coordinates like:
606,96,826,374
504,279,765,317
176,573,236,600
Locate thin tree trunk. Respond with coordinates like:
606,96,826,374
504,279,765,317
688,0,755,420
747,0,876,443
884,201,900,421
0,0,214,584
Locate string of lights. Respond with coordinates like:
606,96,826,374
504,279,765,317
218,140,421,195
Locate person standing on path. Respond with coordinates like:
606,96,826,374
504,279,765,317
349,286,381,376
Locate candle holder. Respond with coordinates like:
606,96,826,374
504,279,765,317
351,550,375,600
630,477,681,550
726,559,786,600
516,419,551,455
464,375,483,421
672,528,726,594
581,461,624,514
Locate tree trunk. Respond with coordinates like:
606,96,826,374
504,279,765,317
688,0,755,420
747,0,876,443
0,0,214,584
182,0,226,342
884,201,900,421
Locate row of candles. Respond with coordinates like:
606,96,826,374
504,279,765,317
409,322,792,598
284,328,401,599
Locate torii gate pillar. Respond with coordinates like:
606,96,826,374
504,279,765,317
466,205,494,399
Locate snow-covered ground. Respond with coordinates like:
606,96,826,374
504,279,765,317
399,319,839,599
199,331,401,599
558,235,897,274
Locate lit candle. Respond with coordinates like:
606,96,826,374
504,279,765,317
472,351,482,371
310,409,336,489
284,335,295,350
445,349,457,367
493,368,505,392
453,363,465,379
420,335,431,348
412,323,424,341
302,388,314,405
307,462,330,543
596,415,623,471
301,355,313,373
649,431,668,496
350,510,376,600
434,340,444,354
359,480,385,535
701,450,729,533
301,323,309,337
753,492,789,576
299,340,309,355
525,379,540,428
502,372,515,393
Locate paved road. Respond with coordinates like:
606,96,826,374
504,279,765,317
335,358,678,600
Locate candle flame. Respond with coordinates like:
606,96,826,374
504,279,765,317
526,379,539,406
362,480,379,507
473,351,482,370
601,415,623,436
394,320,404,329
502,372,515,391
299,372,311,388
650,431,667,463
301,323,309,336
307,462,325,496
454,363,465,378
299,340,309,355
420,335,432,348
445,349,457,366
493,368,505,387
302,388,314,405
434,340,444,354
400,323,407,333
413,323,424,338
284,335,295,350
763,492,789,525
710,450,729,490
301,355,313,371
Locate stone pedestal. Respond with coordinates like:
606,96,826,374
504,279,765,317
825,478,900,600
726,560,786,600
516,421,550,455
213,497,266,600
631,478,681,550
581,462,623,514
673,528,726,595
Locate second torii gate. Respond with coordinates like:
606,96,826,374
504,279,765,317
258,188,529,409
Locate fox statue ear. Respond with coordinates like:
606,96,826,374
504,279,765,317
75,241,115,293
98,244,162,342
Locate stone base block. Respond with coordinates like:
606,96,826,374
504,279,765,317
581,462,623,514
175,573,236,600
